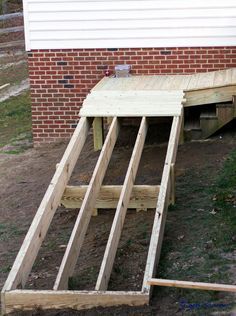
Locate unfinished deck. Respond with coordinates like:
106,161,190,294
87,68,236,107
2,69,236,315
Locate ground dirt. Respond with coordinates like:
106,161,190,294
0,121,236,316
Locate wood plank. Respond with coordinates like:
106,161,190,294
148,279,236,292
184,85,236,107
96,117,148,291
142,114,183,293
61,185,160,209
93,117,104,151
3,290,149,314
0,83,10,90
2,117,91,292
54,118,120,290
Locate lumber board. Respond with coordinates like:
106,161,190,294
147,279,236,292
3,290,149,314
0,83,10,90
142,113,183,293
96,117,148,291
61,185,160,209
80,91,184,117
1,117,90,292
54,118,120,290
185,85,236,107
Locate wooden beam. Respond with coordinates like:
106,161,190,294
93,117,104,151
2,117,91,293
54,118,120,290
61,185,160,209
147,279,236,292
0,83,10,90
96,117,148,291
142,113,183,294
3,290,149,315
185,86,236,107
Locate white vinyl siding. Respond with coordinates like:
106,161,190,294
23,0,236,51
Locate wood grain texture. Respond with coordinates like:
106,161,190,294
3,290,149,314
61,185,160,209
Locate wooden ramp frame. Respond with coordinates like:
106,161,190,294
2,88,235,314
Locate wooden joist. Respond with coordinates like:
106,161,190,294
3,290,149,314
61,185,160,209
142,113,183,293
2,117,91,293
96,117,148,291
54,117,120,290
148,279,236,292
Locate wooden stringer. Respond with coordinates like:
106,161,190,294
2,88,235,314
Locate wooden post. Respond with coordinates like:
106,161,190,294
170,163,175,205
93,117,104,151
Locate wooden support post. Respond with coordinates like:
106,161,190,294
142,113,183,294
1,118,91,292
92,208,98,216
95,117,148,291
148,278,236,292
54,118,120,290
179,109,184,144
170,163,175,205
93,117,104,151
61,185,160,210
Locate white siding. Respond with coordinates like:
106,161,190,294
23,0,236,51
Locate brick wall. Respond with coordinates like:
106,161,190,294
28,46,236,144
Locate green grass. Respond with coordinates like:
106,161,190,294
0,222,25,241
156,150,236,313
0,91,32,149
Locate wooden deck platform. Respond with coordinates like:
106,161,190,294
81,68,236,109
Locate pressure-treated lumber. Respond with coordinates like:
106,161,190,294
147,279,236,292
96,117,148,290
54,118,120,290
2,117,90,293
61,185,160,209
3,290,149,314
170,163,175,205
142,113,183,293
80,91,184,117
93,117,104,151
0,83,10,90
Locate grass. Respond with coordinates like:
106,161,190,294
0,222,25,241
0,91,32,149
155,150,236,313
0,62,28,87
